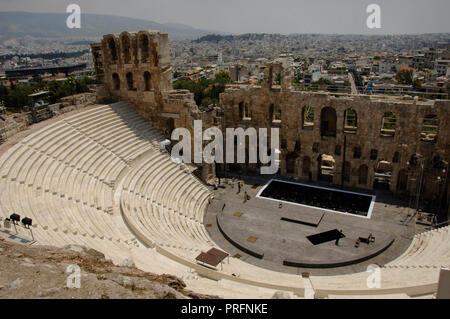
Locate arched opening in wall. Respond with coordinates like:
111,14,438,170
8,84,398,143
121,35,132,64
343,161,351,183
409,153,422,168
358,165,368,186
112,73,120,90
108,38,117,63
302,105,314,130
244,102,251,120
380,112,396,137
317,154,335,182
286,153,297,175
320,107,337,137
302,156,311,178
421,114,438,142
373,160,393,190
273,70,282,86
166,118,175,139
126,72,134,90
269,104,282,123
343,108,357,134
393,151,400,163
144,71,152,91
432,155,447,169
397,169,408,192
139,34,150,63
239,102,244,120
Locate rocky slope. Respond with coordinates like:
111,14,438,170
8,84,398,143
0,238,217,299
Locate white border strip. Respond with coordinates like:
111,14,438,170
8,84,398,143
255,179,376,219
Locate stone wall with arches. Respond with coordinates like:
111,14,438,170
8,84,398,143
91,30,450,215
219,77,450,211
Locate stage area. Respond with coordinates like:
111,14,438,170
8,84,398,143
257,179,375,218
205,175,427,275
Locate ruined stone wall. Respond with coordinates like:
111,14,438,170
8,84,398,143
220,83,450,209
91,31,216,180
91,31,450,214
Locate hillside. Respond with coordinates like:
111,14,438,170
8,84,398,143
0,237,217,299
0,11,220,40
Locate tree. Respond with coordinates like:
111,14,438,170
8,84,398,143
214,71,231,84
396,68,414,85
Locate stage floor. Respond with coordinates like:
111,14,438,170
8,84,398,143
204,175,428,276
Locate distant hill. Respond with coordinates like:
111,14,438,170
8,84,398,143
0,11,221,40
194,33,269,43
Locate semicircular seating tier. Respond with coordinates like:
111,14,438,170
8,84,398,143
0,102,448,299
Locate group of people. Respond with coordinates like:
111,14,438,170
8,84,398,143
236,181,250,203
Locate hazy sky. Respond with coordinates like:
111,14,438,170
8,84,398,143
1,0,450,34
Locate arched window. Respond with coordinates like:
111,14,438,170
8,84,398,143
381,112,396,137
239,102,244,120
421,114,438,142
239,102,252,120
320,107,337,137
144,71,152,91
139,34,149,63
270,104,281,122
112,73,120,90
121,35,131,64
302,105,314,130
108,38,117,63
344,108,357,134
244,102,251,119
126,72,134,90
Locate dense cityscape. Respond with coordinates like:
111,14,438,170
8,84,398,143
1,33,449,114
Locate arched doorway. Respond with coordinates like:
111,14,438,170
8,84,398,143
112,73,120,90
144,71,152,91
373,160,393,190
166,118,175,139
286,153,297,175
397,169,408,192
302,156,311,178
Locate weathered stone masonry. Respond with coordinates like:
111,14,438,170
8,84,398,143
91,31,450,216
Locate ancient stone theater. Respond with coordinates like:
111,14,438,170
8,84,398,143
0,30,448,299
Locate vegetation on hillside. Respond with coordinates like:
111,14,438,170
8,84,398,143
173,71,231,111
0,77,93,111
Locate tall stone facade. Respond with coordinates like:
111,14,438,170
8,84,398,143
91,31,450,217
